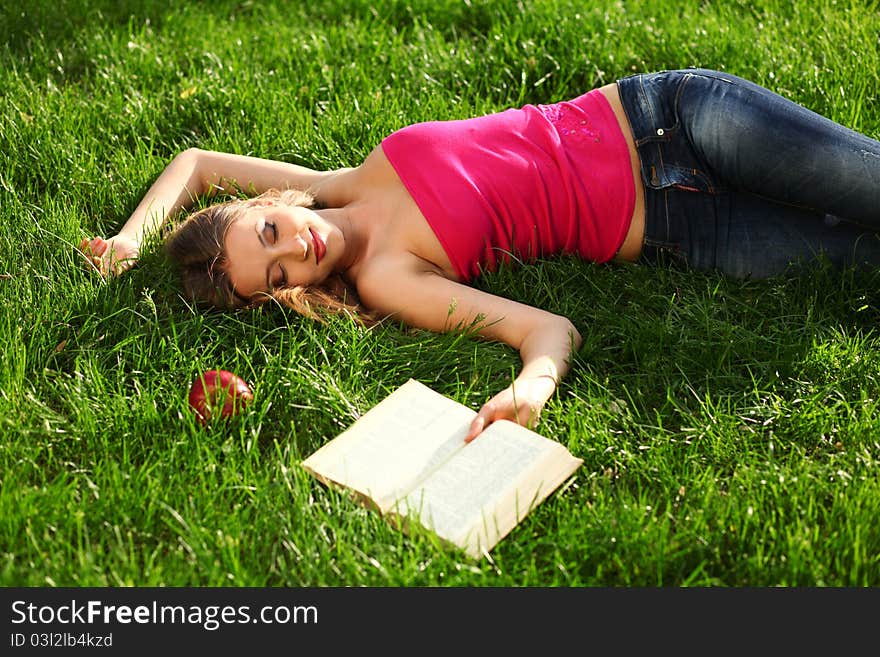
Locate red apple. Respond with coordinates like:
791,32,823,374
188,369,254,426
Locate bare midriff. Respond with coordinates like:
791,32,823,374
597,82,645,263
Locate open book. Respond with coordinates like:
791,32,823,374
301,379,583,559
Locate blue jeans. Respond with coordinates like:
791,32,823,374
616,68,880,278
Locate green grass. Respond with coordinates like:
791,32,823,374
1,0,879,586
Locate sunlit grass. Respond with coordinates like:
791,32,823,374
1,0,878,586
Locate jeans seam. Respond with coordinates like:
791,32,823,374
640,75,657,137
673,74,724,194
663,189,672,249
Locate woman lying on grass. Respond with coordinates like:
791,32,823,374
80,68,880,441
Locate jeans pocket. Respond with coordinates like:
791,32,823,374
646,161,717,193
632,73,723,194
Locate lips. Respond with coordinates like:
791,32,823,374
309,227,326,265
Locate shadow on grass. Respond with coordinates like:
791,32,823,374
3,1,226,56
480,254,880,445
2,0,502,61
33,230,880,498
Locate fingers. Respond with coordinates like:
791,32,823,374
78,237,115,277
79,237,107,256
464,385,547,443
465,399,500,443
78,239,103,275
464,414,487,443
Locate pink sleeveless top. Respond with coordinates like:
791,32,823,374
380,89,635,281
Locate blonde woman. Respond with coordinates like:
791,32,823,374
81,68,880,441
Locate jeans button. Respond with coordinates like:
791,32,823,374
656,128,665,136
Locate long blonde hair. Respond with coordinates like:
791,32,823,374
165,188,380,326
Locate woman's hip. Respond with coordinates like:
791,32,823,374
596,82,645,263
616,67,880,226
615,67,880,277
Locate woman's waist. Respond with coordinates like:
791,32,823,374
597,82,645,263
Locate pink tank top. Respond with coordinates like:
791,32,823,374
381,89,635,281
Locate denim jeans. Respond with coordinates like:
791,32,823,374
616,68,880,278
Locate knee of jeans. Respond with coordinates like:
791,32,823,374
682,69,738,84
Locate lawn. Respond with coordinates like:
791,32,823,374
1,0,878,586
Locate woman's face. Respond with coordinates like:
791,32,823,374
223,202,342,299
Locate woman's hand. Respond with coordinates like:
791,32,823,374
464,375,558,442
78,235,139,277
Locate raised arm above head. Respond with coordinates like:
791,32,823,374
186,148,359,207
80,148,360,276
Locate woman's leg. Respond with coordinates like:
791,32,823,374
678,68,880,227
617,68,880,278
653,185,880,278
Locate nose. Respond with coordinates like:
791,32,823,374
280,232,309,261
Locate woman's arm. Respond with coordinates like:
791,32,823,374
357,258,582,441
80,148,357,276
465,320,578,441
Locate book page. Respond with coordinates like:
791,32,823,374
396,419,582,558
301,379,477,511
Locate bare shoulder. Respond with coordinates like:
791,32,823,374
351,144,400,186
354,250,445,312
310,145,398,208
